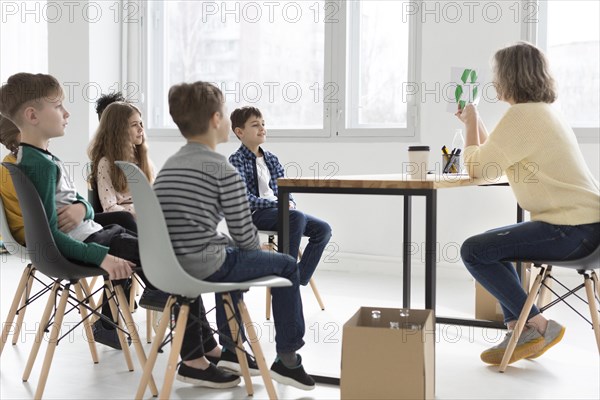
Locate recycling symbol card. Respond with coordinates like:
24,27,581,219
447,67,483,112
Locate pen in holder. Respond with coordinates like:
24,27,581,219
442,150,461,174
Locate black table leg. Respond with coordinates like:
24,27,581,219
403,196,412,308
425,191,437,310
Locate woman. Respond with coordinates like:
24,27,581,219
456,42,600,365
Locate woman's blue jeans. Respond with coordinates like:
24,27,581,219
461,221,600,324
206,247,305,354
252,208,332,285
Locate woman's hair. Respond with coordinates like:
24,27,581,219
0,115,20,156
492,41,557,104
88,102,153,193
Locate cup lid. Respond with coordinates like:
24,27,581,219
408,146,430,151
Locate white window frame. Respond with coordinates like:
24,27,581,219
534,0,599,143
134,0,421,141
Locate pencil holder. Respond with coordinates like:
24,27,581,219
442,154,461,174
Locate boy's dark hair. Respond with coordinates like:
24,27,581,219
95,92,126,120
0,115,20,156
168,81,224,138
0,73,62,125
230,106,263,139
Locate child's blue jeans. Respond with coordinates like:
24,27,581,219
252,208,332,286
207,247,305,354
461,221,600,324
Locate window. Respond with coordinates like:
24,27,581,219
537,0,599,140
0,1,48,83
344,1,411,135
140,1,418,139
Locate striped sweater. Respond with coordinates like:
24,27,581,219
154,142,260,279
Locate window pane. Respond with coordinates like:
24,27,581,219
148,1,325,130
348,1,409,127
0,1,48,82
547,1,599,127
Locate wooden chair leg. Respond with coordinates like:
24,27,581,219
536,267,552,309
90,286,105,325
159,303,189,399
1,264,33,355
237,297,278,400
12,267,36,346
73,282,99,364
591,271,600,302
88,276,98,289
147,309,153,344
135,297,176,400
583,274,600,353
23,281,60,382
113,284,158,397
309,278,325,310
264,238,277,320
499,266,547,372
104,285,134,371
223,293,253,396
266,287,272,320
79,278,97,312
34,282,70,400
130,276,138,313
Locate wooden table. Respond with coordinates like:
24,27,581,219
276,173,523,329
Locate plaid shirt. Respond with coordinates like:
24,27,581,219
229,144,295,211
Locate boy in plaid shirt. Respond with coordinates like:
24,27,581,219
229,107,332,286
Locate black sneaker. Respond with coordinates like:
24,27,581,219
205,354,220,365
139,289,170,311
270,354,315,391
176,363,241,389
92,319,131,350
217,348,260,376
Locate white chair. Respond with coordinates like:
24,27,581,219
260,231,325,320
116,162,292,400
499,244,600,372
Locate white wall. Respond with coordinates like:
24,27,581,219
18,0,599,275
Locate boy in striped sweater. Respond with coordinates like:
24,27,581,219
154,81,314,390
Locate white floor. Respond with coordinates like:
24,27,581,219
1,254,599,399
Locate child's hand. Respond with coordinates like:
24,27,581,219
289,202,296,210
57,203,87,233
455,103,478,124
100,255,134,280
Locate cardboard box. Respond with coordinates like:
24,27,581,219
341,307,435,400
475,282,504,321
475,263,553,321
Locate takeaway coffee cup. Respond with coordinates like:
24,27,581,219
407,146,430,179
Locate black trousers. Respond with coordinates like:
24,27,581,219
85,219,217,359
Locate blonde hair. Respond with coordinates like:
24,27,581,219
493,42,557,104
88,102,153,192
